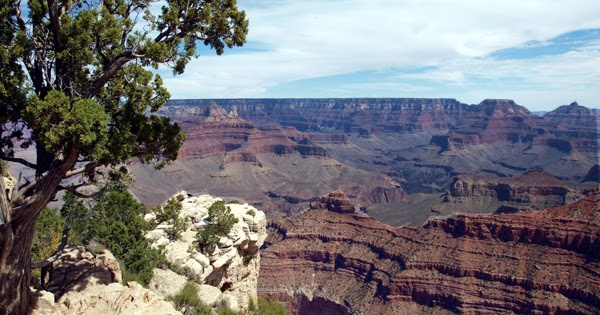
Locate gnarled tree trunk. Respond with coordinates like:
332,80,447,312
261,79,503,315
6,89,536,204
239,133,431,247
0,149,77,314
0,219,36,315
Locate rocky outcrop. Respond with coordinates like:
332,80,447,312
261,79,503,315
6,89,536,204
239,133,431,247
438,167,598,215
145,192,267,311
259,192,600,315
581,164,599,183
42,245,122,298
2,174,16,199
37,282,182,315
31,245,181,315
309,191,356,214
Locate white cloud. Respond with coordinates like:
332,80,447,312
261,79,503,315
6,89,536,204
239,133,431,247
161,0,600,108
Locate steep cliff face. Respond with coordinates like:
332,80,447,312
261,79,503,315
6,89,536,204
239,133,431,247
259,191,600,315
437,167,598,215
130,98,597,225
166,98,469,133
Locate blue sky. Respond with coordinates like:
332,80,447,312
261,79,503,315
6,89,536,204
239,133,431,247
161,0,600,111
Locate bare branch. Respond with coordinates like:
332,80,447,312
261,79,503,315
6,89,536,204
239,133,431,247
65,162,98,178
83,51,141,98
0,155,38,170
10,180,37,207
58,185,101,199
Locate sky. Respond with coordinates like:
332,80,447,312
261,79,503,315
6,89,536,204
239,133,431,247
158,0,600,111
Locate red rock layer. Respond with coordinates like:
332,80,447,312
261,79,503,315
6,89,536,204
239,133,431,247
259,192,600,315
170,103,329,160
445,167,599,213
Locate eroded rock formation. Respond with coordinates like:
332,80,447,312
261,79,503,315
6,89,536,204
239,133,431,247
31,245,181,315
31,193,269,315
259,191,600,315
437,167,599,215
130,98,597,225
145,192,267,311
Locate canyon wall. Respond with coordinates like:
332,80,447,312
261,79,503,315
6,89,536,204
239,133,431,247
128,98,598,226
259,191,600,314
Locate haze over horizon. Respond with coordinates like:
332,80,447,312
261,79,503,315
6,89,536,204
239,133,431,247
158,0,600,111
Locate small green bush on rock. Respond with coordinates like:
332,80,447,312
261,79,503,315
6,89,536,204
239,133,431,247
154,197,188,240
168,281,212,315
248,296,290,315
196,201,238,252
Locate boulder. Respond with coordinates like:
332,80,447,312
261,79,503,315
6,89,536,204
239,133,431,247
45,245,121,298
197,284,223,306
148,268,188,298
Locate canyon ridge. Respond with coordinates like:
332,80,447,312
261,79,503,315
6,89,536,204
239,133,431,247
129,98,599,226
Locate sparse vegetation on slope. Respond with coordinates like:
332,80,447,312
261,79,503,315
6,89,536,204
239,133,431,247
153,197,188,240
168,281,213,315
196,201,239,252
69,189,166,285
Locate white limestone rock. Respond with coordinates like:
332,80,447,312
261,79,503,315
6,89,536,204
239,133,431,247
145,192,268,313
219,294,239,313
197,284,223,306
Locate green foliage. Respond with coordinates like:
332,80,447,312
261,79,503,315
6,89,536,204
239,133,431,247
206,201,239,236
154,198,188,240
196,228,220,252
1,0,249,222
195,201,238,252
23,91,109,157
31,207,64,264
168,281,212,315
69,189,166,285
242,254,255,264
248,296,290,315
218,308,238,315
60,192,90,244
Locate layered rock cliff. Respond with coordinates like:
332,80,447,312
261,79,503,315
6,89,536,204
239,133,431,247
259,191,600,315
436,167,599,215
130,98,597,225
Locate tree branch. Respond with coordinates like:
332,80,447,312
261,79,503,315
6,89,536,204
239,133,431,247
12,147,78,226
0,155,38,170
58,185,101,199
83,51,141,98
65,162,97,178
10,180,37,207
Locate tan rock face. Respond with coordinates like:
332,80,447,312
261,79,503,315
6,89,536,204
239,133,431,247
146,193,268,311
44,245,121,298
2,174,16,199
259,192,600,315
32,246,180,315
50,282,181,315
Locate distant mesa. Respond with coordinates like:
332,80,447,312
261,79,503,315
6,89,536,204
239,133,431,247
309,191,357,214
437,166,599,215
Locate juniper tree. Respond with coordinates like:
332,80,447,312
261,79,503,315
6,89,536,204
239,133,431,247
0,0,248,312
